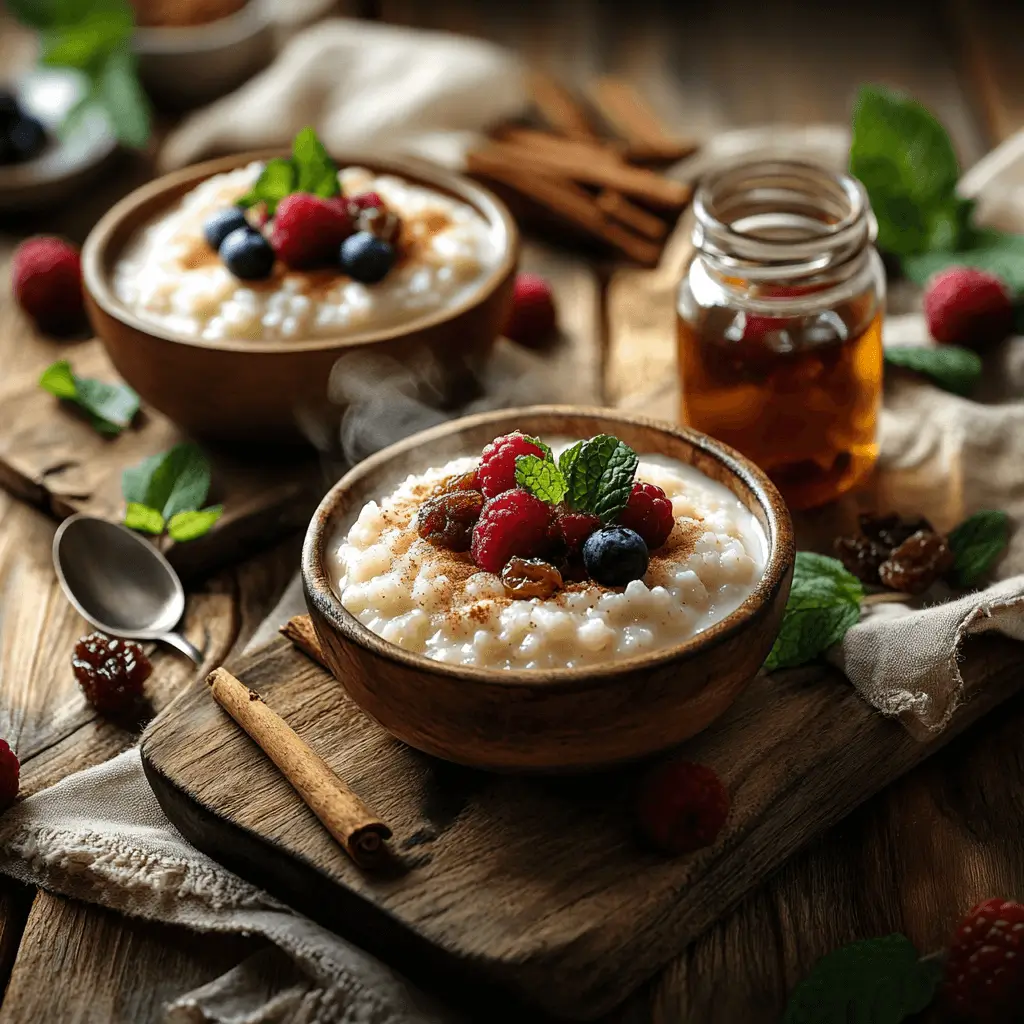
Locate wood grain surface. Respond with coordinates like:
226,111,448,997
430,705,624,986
2,1,1024,1022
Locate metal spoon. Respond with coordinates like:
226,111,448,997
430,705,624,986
52,513,202,664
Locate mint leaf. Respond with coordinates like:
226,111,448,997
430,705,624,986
515,455,567,504
558,441,583,481
948,510,1010,586
884,345,981,396
564,435,638,523
783,934,941,1024
97,47,149,148
39,359,139,435
39,8,132,70
122,443,211,520
238,158,297,214
850,85,966,257
764,552,863,671
122,452,165,505
291,126,341,199
522,434,553,463
168,505,223,542
124,502,164,535
903,229,1024,293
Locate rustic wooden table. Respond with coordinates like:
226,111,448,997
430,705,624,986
0,2,1022,1021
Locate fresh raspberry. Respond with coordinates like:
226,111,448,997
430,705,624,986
470,488,553,573
11,236,84,335
348,191,384,212
504,273,557,348
0,739,19,811
271,193,353,269
635,759,729,855
942,897,1024,1020
71,632,153,716
477,432,546,498
550,509,601,553
618,482,674,549
924,267,1014,349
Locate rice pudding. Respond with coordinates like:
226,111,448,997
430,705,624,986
330,431,767,670
114,162,502,343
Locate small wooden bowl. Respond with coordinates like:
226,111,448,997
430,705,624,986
81,152,518,443
302,406,795,772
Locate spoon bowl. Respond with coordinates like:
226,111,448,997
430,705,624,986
53,514,201,663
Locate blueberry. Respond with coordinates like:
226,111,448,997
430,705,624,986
204,207,250,251
582,526,649,587
4,115,46,163
219,227,275,280
340,231,396,284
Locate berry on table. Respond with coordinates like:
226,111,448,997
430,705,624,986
618,481,674,550
942,897,1024,1021
924,267,1014,349
340,231,396,284
635,759,729,855
220,227,275,281
582,526,649,587
504,272,557,348
11,236,85,335
72,632,153,716
203,207,249,251
272,193,354,270
471,488,553,574
0,739,19,811
477,432,546,498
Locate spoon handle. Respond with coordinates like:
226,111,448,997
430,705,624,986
161,631,203,665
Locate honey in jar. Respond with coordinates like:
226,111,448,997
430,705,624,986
677,161,885,510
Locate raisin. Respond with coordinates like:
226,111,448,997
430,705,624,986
501,557,563,600
416,490,484,552
835,512,940,585
833,534,889,584
878,530,954,594
72,631,153,715
859,512,934,550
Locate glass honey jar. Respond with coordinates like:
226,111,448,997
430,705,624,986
677,161,884,510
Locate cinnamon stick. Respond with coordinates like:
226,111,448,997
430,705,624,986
206,667,391,868
589,77,680,148
280,614,327,669
528,70,595,140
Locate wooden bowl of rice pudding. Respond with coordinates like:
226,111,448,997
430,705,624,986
81,151,518,443
302,406,794,772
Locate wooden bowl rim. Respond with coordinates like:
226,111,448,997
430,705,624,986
302,405,795,691
81,149,518,355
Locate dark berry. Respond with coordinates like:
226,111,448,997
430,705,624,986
0,91,21,127
0,739,19,811
477,432,546,498
340,231,396,284
550,509,601,553
636,759,729,855
220,227,275,280
203,207,249,250
416,489,484,552
878,530,953,594
501,557,563,600
471,488,553,574
72,632,153,715
618,482,674,550
582,526,649,587
6,115,46,163
504,273,557,348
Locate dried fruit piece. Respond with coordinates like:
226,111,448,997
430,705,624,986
834,512,937,585
72,632,153,715
416,490,484,552
435,469,480,495
833,533,889,584
879,530,954,594
636,759,729,855
501,557,563,600
859,512,934,550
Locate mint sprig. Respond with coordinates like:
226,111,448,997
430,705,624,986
764,552,863,671
783,934,942,1024
884,345,982,396
122,443,221,542
515,455,567,505
237,127,340,215
948,510,1010,586
39,360,139,436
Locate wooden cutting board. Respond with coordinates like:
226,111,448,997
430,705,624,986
140,622,1024,1021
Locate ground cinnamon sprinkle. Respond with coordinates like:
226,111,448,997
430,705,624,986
177,238,221,271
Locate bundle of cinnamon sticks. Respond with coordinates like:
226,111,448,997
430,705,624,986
467,74,698,266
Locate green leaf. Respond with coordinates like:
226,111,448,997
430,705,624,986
237,158,297,215
96,47,150,148
850,85,966,258
557,441,583,481
564,435,638,523
39,360,139,435
783,934,942,1024
903,229,1024,293
522,434,553,463
38,360,78,400
291,126,340,199
124,502,165,536
167,505,223,542
884,345,982,397
515,455,567,505
948,510,1010,587
764,552,863,671
39,8,132,71
122,443,211,519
